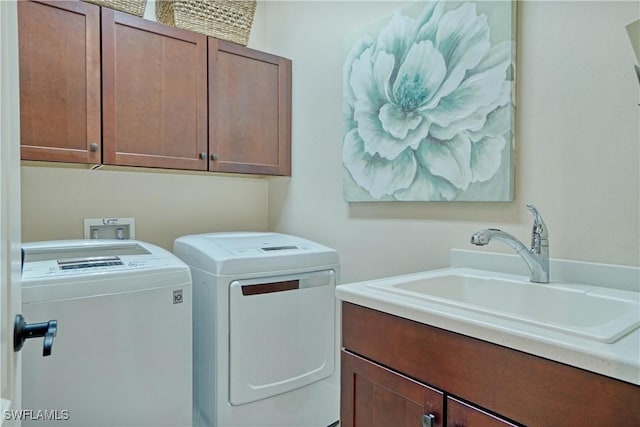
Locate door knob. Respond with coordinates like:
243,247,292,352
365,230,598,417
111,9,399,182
14,314,57,357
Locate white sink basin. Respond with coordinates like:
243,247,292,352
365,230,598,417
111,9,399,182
366,269,640,343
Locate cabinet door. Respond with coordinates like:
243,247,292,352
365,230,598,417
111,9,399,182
102,10,208,170
18,0,101,163
447,397,518,427
209,39,291,175
341,350,443,427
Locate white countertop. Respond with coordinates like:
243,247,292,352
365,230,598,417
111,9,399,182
336,250,640,385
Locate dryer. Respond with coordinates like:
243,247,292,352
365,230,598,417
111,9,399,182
173,232,340,427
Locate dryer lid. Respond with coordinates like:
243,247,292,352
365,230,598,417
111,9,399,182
207,233,316,255
173,232,339,275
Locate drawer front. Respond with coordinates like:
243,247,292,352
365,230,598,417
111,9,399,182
447,396,518,427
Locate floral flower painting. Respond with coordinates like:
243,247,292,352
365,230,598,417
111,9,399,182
343,0,516,201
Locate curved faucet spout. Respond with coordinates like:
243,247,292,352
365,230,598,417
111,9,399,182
470,228,549,283
470,205,550,284
470,229,528,253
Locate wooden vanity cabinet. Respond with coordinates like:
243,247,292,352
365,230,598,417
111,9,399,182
341,351,444,427
101,9,208,170
341,351,512,427
18,0,101,164
341,302,640,427
208,39,292,176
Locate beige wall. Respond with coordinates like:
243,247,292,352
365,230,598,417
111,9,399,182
20,1,640,283
263,1,640,283
21,165,268,251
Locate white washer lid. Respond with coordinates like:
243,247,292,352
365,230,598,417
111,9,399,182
21,239,191,302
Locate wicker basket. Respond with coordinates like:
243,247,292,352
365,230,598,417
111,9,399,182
156,0,256,46
82,0,147,16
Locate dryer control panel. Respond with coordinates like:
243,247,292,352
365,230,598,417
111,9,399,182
175,232,340,276
205,233,317,257
259,245,299,253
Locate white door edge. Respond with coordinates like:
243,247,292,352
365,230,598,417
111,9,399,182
0,0,22,425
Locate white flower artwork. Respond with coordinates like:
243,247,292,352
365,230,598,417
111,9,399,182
343,0,516,202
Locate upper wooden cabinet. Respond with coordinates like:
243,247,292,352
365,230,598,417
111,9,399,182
18,1,292,176
18,0,101,164
209,39,292,176
101,9,208,170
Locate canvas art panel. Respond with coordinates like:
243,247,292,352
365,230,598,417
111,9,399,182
343,0,516,202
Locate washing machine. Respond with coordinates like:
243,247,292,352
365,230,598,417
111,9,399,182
20,239,192,427
173,232,340,427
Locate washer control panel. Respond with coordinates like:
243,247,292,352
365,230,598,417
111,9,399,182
21,242,171,279
58,256,124,270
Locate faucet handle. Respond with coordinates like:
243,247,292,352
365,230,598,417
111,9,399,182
526,204,546,231
526,204,548,246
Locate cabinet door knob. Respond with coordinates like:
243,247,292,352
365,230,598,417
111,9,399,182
89,143,99,152
422,413,436,427
211,153,218,161
199,152,207,160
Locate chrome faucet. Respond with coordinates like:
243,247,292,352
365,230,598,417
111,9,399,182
470,204,549,283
